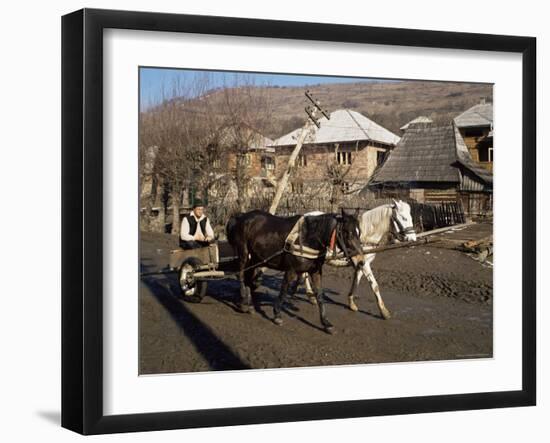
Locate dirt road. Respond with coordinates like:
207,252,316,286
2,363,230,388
139,226,492,374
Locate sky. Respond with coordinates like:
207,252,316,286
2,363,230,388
139,67,394,109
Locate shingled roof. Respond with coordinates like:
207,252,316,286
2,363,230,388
270,109,400,147
454,102,493,128
218,125,274,152
369,123,492,187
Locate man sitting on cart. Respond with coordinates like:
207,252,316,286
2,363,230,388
180,199,215,250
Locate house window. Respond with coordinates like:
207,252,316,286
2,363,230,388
291,182,304,194
376,150,386,166
337,151,352,165
212,158,221,168
341,182,350,193
261,156,275,170
297,155,307,167
237,153,251,167
479,145,492,162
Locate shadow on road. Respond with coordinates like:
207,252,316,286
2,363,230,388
322,294,382,319
140,263,251,371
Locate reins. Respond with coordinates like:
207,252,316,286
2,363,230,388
284,215,337,260
230,216,340,275
334,221,354,263
237,249,286,273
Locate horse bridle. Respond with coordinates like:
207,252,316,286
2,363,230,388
390,206,415,241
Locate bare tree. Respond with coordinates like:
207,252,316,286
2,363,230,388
218,75,275,212
139,74,223,235
139,73,275,235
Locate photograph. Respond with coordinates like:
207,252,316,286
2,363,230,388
0,0,544,439
138,68,494,375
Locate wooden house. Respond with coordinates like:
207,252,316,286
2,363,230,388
270,109,400,196
454,101,493,172
206,126,276,202
367,122,493,215
219,127,275,183
139,126,275,233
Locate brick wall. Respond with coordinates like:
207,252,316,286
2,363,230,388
274,141,389,189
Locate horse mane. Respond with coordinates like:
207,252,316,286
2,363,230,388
360,204,393,245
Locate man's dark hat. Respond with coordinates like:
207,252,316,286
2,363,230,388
192,199,206,209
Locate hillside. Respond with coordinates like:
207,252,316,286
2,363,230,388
155,79,493,140
272,80,491,137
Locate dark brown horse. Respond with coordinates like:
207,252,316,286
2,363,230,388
226,210,364,334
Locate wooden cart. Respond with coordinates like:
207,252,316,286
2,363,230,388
166,242,239,302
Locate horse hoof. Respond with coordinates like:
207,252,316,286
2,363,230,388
381,308,392,320
273,317,283,326
240,305,252,314
349,303,359,312
324,326,335,335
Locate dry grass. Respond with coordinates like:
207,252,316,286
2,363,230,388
266,80,492,137
166,80,492,138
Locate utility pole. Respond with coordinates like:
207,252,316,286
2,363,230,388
269,90,330,214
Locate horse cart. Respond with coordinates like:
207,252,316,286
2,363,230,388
143,235,438,304
164,242,240,302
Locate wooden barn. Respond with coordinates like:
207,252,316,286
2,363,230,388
454,100,493,172
270,109,400,196
366,122,493,216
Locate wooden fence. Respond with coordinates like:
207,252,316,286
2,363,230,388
203,195,465,234
409,201,466,232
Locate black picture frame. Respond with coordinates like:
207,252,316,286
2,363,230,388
61,8,536,435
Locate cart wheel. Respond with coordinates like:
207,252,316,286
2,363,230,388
178,257,207,302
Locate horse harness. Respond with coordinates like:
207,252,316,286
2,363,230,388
326,205,415,264
284,215,350,261
390,205,415,242
228,216,341,275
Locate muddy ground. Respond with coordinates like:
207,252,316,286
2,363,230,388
139,225,493,374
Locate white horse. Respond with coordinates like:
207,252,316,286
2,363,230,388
303,200,416,319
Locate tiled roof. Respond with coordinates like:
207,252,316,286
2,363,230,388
454,103,493,128
271,109,400,147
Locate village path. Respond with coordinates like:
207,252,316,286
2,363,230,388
427,221,493,242
139,227,493,374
